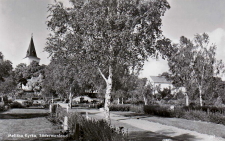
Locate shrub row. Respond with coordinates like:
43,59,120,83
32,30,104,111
183,105,225,114
143,104,225,126
0,105,8,112
143,105,174,117
130,104,144,113
181,110,225,125
109,104,130,111
10,102,24,108
109,104,144,113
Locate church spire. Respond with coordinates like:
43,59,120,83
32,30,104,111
26,34,38,58
23,34,40,65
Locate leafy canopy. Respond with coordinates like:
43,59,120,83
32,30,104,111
46,0,170,76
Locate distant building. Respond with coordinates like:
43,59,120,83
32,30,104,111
23,35,40,65
149,76,173,94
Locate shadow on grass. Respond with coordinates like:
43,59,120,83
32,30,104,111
129,131,199,141
120,113,150,120
156,130,200,141
173,134,200,141
128,131,179,141
0,113,49,119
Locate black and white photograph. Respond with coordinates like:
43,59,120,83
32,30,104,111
0,0,225,140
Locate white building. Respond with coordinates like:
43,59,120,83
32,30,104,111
23,35,40,65
149,76,173,95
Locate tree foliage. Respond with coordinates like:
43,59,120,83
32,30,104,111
46,0,170,120
0,52,16,95
167,33,224,106
14,63,27,83
0,52,13,82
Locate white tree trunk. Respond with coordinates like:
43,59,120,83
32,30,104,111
104,82,112,122
143,95,148,105
199,86,203,106
117,98,120,104
104,66,112,123
69,86,72,109
98,66,112,123
185,94,189,106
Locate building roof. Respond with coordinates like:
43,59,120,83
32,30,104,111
150,76,172,84
25,36,38,58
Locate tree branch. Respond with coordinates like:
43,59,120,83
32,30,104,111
98,67,107,82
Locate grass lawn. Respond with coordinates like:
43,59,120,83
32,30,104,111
0,108,66,141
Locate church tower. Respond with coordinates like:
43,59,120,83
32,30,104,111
23,35,40,65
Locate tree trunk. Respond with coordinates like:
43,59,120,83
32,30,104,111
98,66,112,123
104,66,112,123
69,86,72,109
199,65,205,107
185,94,189,106
143,95,148,105
117,98,120,104
199,86,203,106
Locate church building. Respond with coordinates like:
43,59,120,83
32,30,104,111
23,35,40,65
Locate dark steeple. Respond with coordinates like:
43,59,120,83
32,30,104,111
26,35,38,58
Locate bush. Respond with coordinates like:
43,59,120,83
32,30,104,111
173,106,184,118
181,110,209,121
214,96,223,106
10,102,24,108
142,104,225,126
0,105,5,112
50,105,128,141
97,102,104,109
143,105,174,117
109,104,130,111
167,99,184,106
209,113,225,125
67,113,128,141
130,104,144,113
51,104,57,113
182,105,225,114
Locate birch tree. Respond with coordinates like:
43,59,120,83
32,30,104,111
45,0,170,121
168,33,224,106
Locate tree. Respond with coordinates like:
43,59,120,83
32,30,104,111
43,58,99,100
43,60,77,99
24,61,46,79
0,74,17,95
0,52,17,96
0,52,13,82
166,36,194,106
14,63,27,87
46,0,170,121
167,33,224,106
132,78,154,105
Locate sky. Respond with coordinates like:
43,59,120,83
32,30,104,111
0,0,225,79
